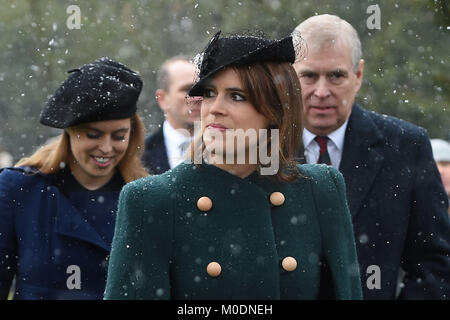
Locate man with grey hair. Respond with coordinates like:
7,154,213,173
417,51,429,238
143,56,201,174
431,139,450,213
294,14,450,299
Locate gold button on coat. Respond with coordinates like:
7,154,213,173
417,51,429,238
197,196,213,212
270,192,285,206
282,257,297,272
207,262,221,277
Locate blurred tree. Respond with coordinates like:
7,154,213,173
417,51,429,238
0,0,448,161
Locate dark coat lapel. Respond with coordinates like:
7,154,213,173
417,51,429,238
339,104,384,219
0,167,111,253
143,127,170,174
53,187,110,252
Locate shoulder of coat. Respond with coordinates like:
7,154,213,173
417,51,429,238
0,166,49,187
122,163,196,195
296,163,328,181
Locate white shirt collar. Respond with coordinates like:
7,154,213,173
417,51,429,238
163,120,192,169
303,119,349,152
302,119,349,169
303,129,317,150
163,120,190,147
327,119,349,152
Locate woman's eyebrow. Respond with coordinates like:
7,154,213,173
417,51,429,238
82,126,102,132
113,128,130,132
83,126,130,133
225,87,245,92
204,80,215,89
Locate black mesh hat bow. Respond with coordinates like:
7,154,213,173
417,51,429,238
188,30,298,97
40,57,142,129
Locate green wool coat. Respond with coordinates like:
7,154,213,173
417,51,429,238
104,163,362,300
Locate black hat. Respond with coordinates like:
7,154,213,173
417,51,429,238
188,31,296,96
40,57,142,128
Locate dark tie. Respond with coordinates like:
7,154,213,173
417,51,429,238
315,136,331,165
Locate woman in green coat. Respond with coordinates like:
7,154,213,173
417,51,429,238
105,31,362,300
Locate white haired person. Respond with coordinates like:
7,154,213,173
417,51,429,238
293,14,450,299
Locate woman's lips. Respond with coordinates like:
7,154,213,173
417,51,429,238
91,156,113,168
206,124,228,132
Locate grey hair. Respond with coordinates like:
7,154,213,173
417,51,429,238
156,55,192,91
294,14,362,71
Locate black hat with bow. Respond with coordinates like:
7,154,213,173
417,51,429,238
40,57,142,129
188,30,297,97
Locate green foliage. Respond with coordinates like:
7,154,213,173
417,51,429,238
0,0,448,160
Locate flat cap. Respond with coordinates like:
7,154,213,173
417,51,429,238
40,57,142,128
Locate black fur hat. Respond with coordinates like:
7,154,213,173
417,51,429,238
40,57,142,128
188,31,296,97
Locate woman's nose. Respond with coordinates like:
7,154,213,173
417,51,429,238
98,136,113,154
208,95,227,115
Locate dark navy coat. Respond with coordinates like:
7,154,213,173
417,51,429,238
337,104,450,299
142,127,170,175
0,167,121,299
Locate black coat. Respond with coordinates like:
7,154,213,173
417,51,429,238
142,127,170,175
337,104,449,299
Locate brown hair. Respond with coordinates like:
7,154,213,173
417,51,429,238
190,62,303,182
16,114,148,183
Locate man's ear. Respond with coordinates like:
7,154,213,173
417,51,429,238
354,59,365,93
155,88,168,112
